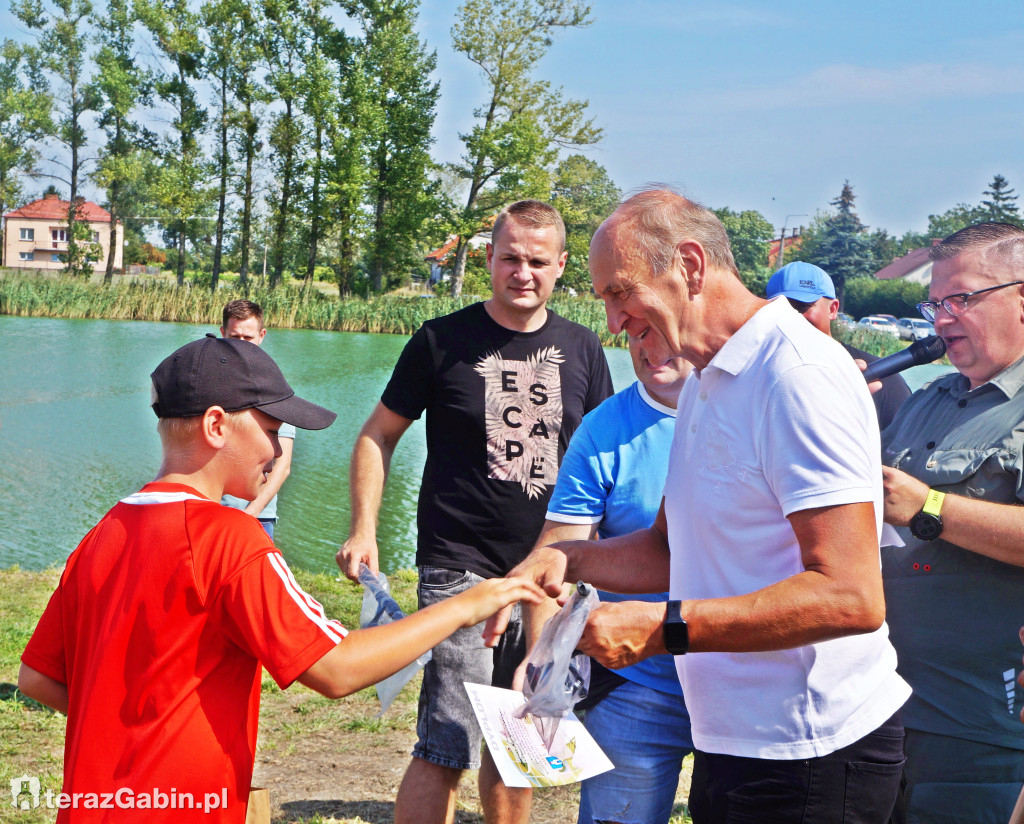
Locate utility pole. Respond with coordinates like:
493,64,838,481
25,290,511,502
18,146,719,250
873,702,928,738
777,213,807,268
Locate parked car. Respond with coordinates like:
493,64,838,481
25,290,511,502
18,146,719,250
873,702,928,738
896,317,935,341
835,312,856,330
876,313,899,325
857,316,901,338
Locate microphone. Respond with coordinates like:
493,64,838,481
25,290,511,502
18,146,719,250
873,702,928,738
862,335,946,383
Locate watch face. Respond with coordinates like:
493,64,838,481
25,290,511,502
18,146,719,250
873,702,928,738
911,512,942,541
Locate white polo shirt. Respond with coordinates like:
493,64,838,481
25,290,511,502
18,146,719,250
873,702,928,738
665,297,910,759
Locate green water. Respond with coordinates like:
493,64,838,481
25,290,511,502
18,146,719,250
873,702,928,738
0,315,637,573
0,315,949,573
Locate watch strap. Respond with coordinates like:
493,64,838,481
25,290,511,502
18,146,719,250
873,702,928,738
922,489,945,517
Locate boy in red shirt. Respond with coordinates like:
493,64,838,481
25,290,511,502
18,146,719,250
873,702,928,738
18,335,542,822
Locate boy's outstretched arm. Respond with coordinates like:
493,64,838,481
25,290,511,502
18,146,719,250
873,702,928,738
297,576,544,699
18,663,69,714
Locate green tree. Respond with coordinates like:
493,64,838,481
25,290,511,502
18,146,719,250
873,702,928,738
91,0,153,282
446,0,602,296
714,206,774,275
359,0,442,293
13,0,100,276
796,181,875,309
0,41,52,222
139,0,212,285
980,173,1020,225
550,154,619,293
926,202,984,240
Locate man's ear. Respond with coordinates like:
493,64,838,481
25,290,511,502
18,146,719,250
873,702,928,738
201,406,230,450
677,239,708,296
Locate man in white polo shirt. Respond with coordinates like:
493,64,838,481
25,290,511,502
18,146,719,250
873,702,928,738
490,188,910,822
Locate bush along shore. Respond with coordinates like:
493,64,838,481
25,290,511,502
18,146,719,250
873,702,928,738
0,566,696,823
0,270,909,358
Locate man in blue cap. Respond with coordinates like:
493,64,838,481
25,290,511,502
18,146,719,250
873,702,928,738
767,261,910,428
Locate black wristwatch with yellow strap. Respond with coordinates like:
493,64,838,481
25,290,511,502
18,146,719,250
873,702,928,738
663,600,689,655
909,488,945,541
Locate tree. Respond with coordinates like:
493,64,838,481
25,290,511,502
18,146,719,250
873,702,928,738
0,41,52,222
927,202,984,240
550,154,619,293
139,0,212,285
13,0,101,277
359,0,442,293
796,181,875,309
714,206,774,275
91,0,153,283
446,0,602,296
980,174,1020,225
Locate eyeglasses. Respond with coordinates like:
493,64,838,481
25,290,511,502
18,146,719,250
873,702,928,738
917,281,1024,322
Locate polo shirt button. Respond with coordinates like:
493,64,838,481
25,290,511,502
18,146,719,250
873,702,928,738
927,460,936,468
926,441,935,449
700,392,708,401
958,399,967,408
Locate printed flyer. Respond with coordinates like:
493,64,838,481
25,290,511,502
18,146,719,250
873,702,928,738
464,683,614,788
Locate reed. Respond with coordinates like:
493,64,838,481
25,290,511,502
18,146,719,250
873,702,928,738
0,272,630,346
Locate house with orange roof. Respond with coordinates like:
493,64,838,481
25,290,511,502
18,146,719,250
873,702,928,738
2,193,123,273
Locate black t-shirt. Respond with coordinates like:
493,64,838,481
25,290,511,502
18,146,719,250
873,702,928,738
382,302,614,578
842,342,912,430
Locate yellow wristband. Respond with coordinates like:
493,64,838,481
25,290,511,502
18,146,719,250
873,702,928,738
922,489,945,518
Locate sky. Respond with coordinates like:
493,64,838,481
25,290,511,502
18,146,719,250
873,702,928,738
415,0,1024,237
3,0,1022,238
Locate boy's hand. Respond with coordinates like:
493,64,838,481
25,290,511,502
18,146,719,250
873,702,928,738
336,535,378,583
458,577,545,631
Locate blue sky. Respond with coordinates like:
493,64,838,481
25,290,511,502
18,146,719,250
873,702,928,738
418,0,1024,237
3,0,1022,238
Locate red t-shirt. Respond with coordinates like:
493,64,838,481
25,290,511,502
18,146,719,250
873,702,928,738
22,483,346,822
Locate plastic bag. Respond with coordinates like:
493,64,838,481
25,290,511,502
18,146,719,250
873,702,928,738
514,581,599,750
358,563,431,716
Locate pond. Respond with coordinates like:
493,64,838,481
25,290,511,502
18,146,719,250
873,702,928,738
0,314,950,573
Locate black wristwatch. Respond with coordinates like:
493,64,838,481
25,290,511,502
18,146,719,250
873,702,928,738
663,600,689,655
909,489,946,541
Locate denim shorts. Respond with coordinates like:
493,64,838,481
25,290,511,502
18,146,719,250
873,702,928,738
578,679,694,824
412,566,525,771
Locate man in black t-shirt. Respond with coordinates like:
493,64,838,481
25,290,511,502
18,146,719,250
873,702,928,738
336,200,613,824
766,262,911,428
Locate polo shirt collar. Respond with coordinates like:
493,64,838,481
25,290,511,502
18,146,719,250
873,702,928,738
703,297,784,377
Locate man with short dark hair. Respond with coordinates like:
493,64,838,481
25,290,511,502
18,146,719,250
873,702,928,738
492,188,910,822
336,199,613,824
765,261,910,428
219,300,294,539
881,222,1024,823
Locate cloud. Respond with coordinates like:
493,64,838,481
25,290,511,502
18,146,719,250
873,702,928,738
695,62,1024,112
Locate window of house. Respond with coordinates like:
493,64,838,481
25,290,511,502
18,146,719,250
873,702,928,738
51,229,67,246
51,253,61,262
19,251,34,261
91,231,100,244
20,228,34,242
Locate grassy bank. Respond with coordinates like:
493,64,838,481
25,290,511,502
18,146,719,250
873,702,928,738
0,272,627,347
0,566,694,824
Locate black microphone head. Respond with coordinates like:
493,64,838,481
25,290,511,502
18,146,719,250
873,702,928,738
909,335,947,365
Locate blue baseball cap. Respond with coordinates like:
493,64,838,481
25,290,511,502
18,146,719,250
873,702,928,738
766,262,836,302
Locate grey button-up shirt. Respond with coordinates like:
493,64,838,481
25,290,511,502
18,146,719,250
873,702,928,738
881,353,1024,749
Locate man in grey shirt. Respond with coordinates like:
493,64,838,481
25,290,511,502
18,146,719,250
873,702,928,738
881,222,1024,823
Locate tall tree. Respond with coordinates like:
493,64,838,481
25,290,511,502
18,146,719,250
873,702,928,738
357,0,441,293
550,154,618,293
0,40,52,222
927,202,984,240
91,0,153,283
446,0,602,296
980,173,1020,225
261,0,307,288
13,0,100,276
139,0,211,285
796,181,874,309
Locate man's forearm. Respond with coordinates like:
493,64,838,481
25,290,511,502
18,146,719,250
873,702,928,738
559,526,671,594
347,434,391,539
935,495,1024,567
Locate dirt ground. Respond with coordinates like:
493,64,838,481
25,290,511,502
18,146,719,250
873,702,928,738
251,680,583,824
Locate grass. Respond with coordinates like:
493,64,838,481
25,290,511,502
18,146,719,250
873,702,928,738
0,566,693,823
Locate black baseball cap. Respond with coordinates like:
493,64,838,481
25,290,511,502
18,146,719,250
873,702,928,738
150,335,337,430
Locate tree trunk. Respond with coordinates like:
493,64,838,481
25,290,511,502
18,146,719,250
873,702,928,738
211,66,229,292
450,239,469,298
304,125,324,287
239,112,255,288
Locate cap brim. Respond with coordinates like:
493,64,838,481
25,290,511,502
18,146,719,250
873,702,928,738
775,289,833,302
257,394,337,430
